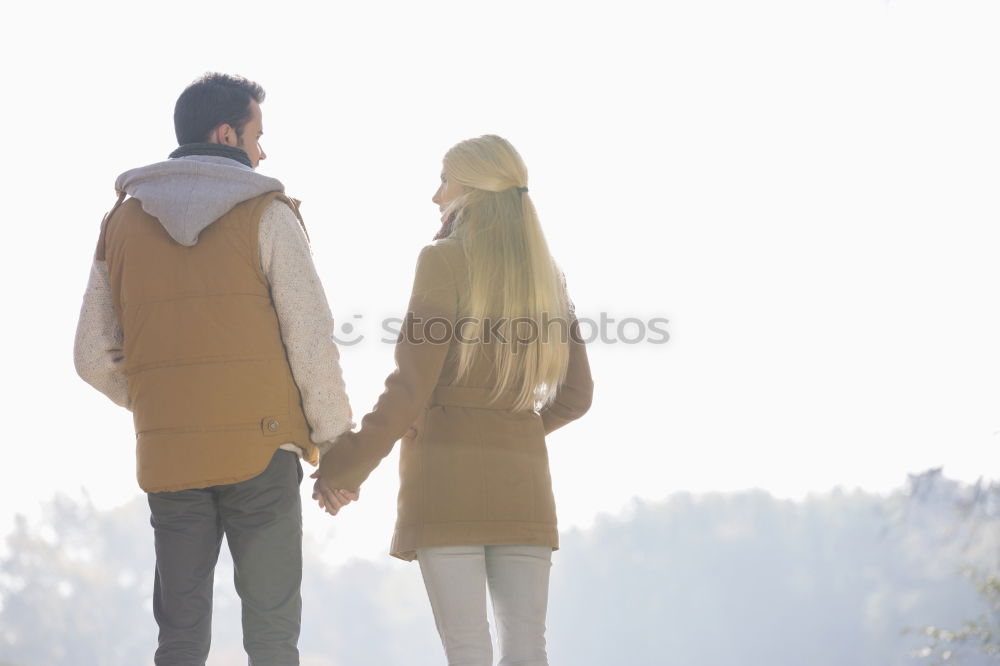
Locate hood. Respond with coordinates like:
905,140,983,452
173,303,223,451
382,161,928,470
114,155,285,246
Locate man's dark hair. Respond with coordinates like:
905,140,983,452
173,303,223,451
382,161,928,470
173,73,265,145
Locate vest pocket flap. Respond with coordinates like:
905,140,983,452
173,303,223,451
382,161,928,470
260,415,289,437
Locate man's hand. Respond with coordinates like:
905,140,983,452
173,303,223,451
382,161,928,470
309,470,359,516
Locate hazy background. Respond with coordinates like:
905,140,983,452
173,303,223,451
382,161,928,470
3,471,998,665
0,0,997,663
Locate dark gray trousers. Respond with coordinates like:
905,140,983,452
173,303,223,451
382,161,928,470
147,449,303,666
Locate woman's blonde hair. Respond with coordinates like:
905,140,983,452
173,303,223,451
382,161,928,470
440,134,571,412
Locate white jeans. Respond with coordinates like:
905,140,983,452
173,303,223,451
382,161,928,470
416,544,552,666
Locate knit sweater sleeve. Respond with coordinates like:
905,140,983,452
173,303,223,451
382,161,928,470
317,243,457,492
259,200,355,458
74,259,131,409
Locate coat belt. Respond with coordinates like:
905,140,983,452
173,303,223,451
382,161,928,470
430,385,523,410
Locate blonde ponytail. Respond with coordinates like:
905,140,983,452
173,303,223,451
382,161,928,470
440,135,571,412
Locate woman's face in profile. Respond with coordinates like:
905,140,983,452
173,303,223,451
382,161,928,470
432,169,464,216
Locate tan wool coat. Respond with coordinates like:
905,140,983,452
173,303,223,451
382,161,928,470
320,239,594,561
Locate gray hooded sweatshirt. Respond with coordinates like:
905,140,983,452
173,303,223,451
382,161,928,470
74,155,354,459
115,154,285,246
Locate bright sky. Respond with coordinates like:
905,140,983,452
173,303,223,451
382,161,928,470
1,0,997,566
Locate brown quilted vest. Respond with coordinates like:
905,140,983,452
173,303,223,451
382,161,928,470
97,191,316,493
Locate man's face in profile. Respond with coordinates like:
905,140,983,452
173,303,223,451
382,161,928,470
235,100,266,168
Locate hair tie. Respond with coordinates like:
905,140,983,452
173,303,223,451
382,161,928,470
516,186,529,194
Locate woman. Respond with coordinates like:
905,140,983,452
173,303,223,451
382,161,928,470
314,134,593,665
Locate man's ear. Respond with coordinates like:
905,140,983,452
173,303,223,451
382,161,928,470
210,123,237,146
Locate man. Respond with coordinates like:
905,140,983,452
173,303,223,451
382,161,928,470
74,72,356,665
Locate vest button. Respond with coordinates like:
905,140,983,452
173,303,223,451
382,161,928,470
267,419,280,432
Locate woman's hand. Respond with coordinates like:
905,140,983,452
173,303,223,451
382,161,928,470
310,469,360,516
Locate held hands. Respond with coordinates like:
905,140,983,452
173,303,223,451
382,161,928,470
311,430,361,516
309,469,359,516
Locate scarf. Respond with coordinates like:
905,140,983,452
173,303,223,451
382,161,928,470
434,211,457,240
169,142,253,168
